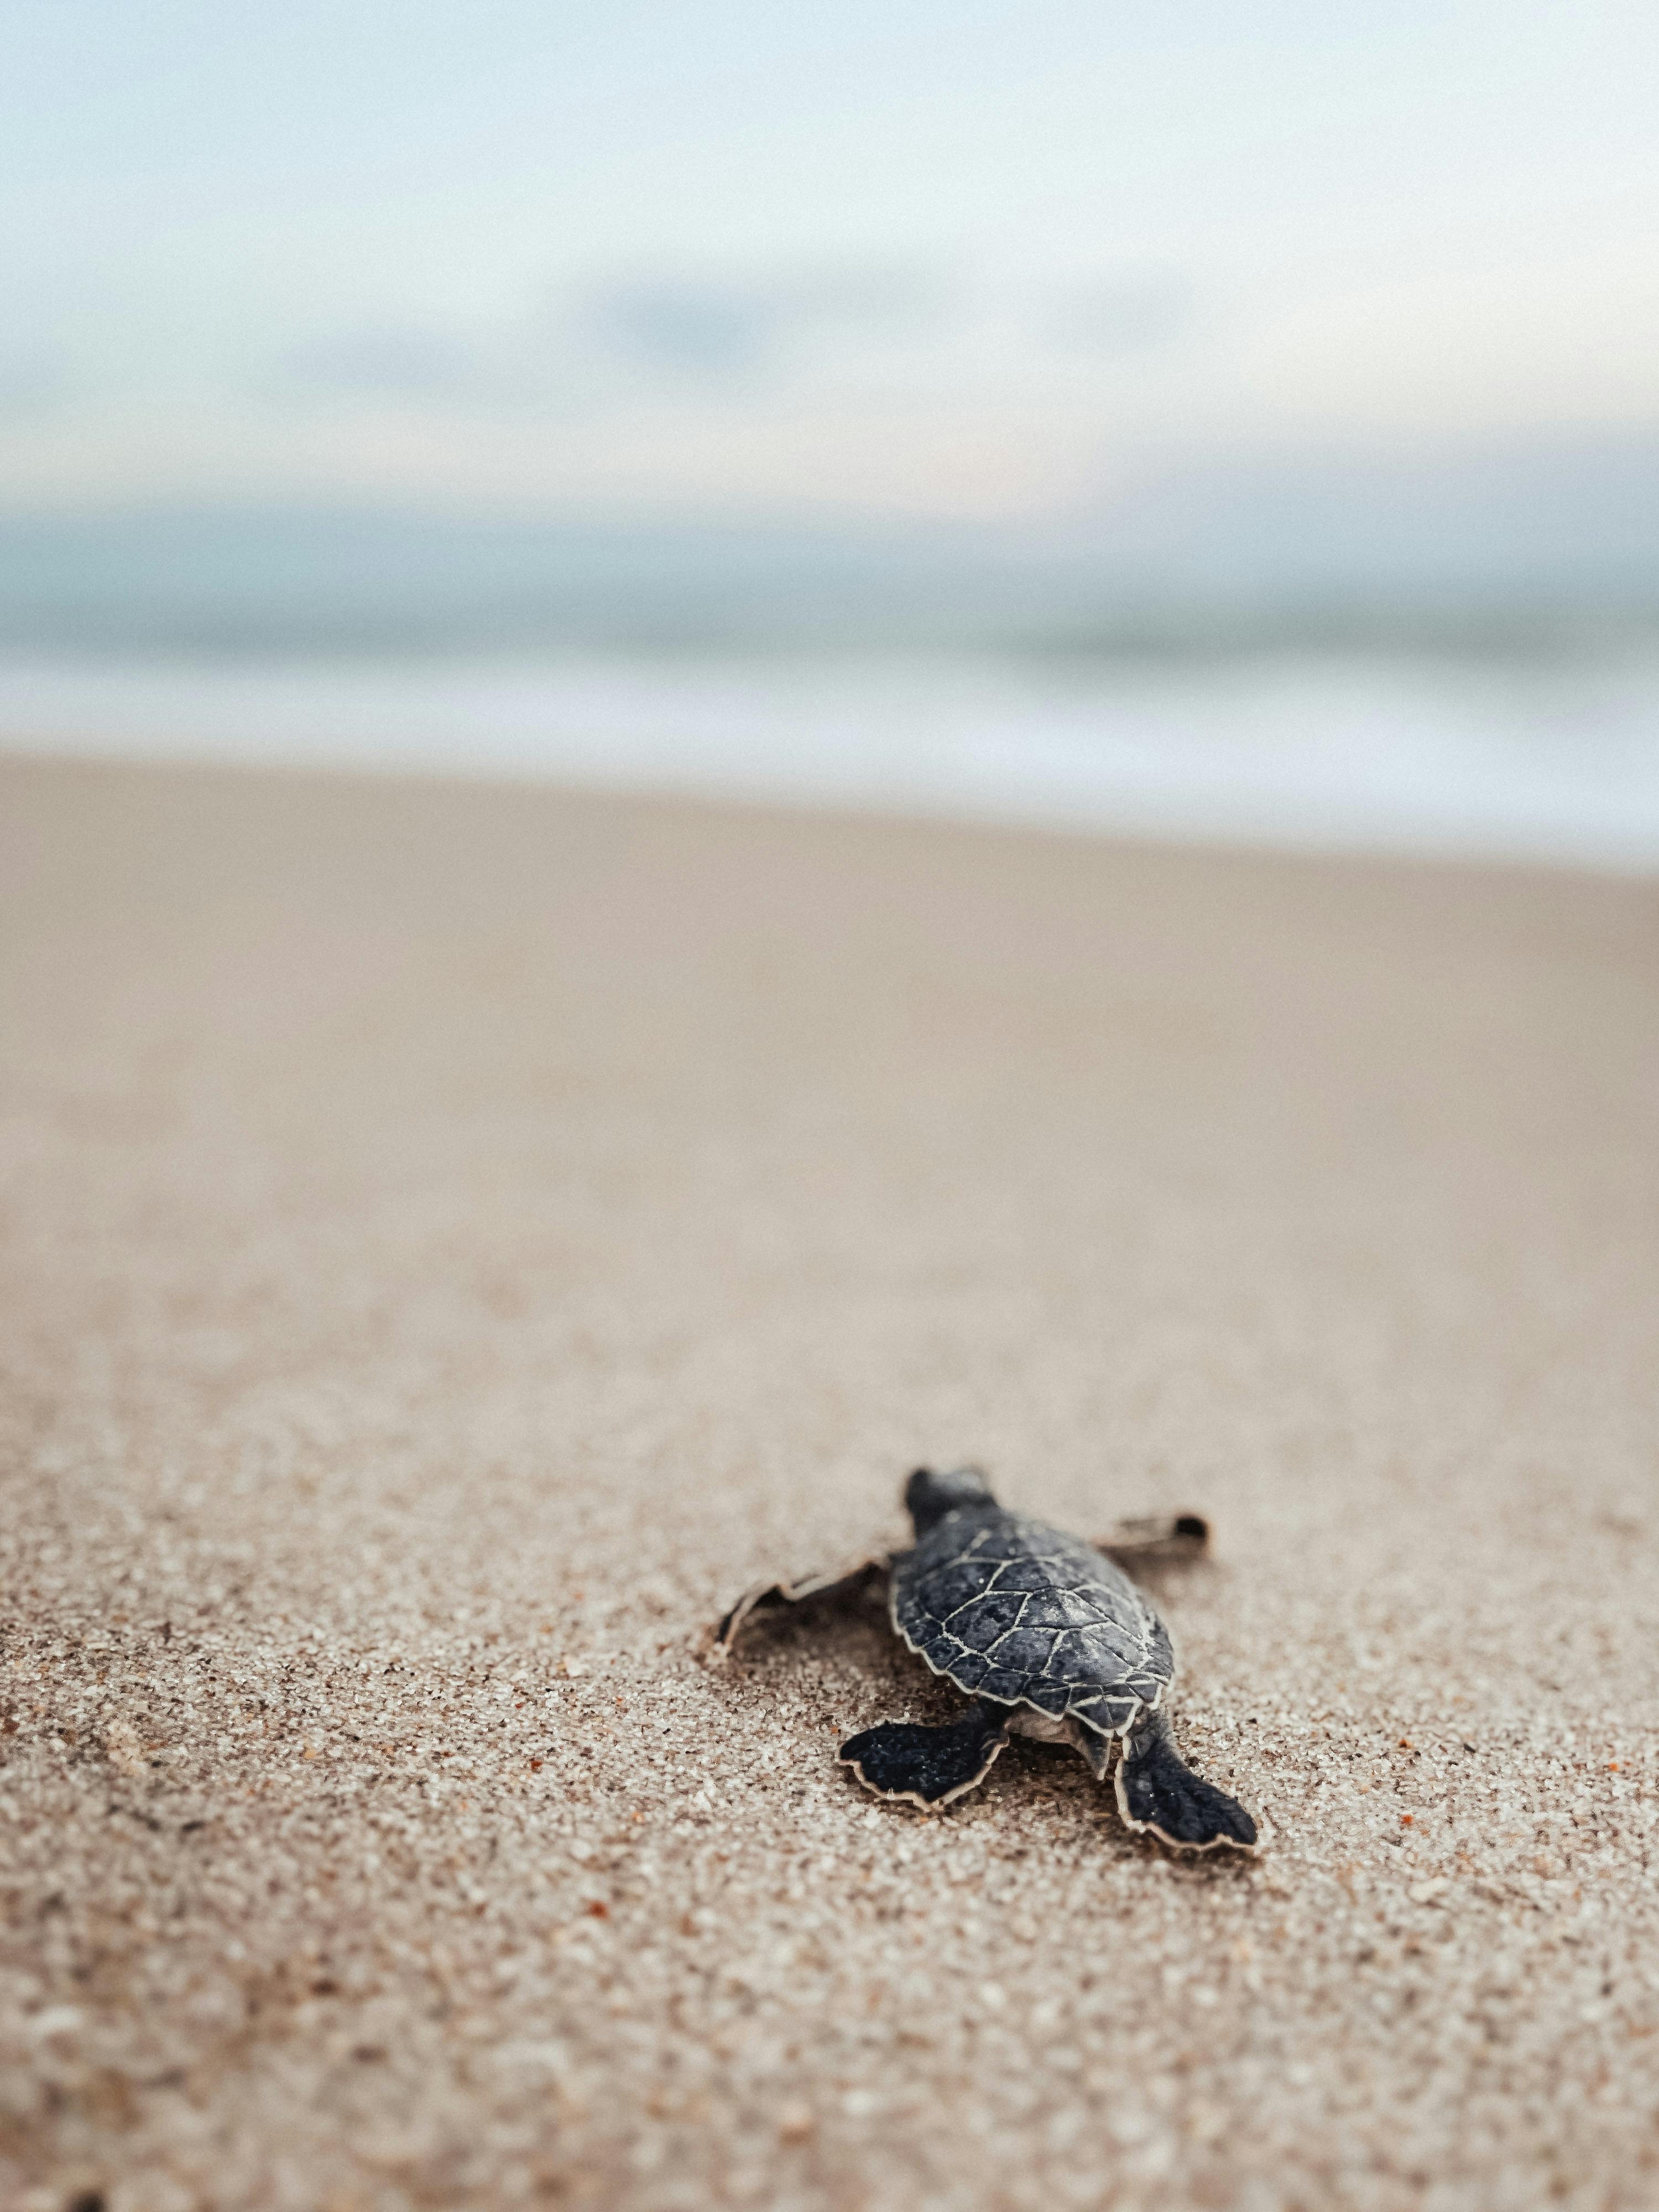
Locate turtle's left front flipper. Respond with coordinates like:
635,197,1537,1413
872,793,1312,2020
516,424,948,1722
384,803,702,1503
839,1700,1011,1809
1114,1710,1259,1853
711,1554,890,1658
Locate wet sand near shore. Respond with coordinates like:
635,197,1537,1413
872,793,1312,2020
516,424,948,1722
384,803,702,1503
2,754,1657,2211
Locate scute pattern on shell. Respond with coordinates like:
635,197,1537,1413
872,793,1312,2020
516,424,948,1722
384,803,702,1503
892,1506,1175,1736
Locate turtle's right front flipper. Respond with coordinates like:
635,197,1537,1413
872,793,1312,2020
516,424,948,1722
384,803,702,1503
839,1700,1011,1809
1114,1710,1259,1853
1094,1512,1211,1563
711,1554,890,1658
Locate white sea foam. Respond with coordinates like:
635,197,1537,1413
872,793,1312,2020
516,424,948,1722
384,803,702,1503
4,647,1658,872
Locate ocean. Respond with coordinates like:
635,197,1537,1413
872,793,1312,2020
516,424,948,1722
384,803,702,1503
3,508,1657,870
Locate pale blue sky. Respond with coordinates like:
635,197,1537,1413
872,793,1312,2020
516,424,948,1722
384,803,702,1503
3,1,1657,518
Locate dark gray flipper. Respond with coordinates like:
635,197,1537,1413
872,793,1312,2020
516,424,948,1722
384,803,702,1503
839,1700,1011,1809
1095,1512,1210,1562
712,1554,889,1657
1114,1710,1258,1852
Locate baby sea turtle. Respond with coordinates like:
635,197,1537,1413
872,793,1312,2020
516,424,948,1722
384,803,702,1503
714,1465,1259,1853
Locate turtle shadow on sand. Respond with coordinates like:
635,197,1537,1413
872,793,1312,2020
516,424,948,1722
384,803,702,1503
711,1468,1261,1856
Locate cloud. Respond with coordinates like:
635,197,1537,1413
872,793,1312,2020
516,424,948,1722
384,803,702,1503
273,327,500,403
581,282,784,378
261,263,953,413
1049,273,1196,356
573,265,949,380
0,346,71,415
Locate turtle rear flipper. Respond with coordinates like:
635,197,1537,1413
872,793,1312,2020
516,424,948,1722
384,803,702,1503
1115,1710,1259,1853
839,1702,1010,1809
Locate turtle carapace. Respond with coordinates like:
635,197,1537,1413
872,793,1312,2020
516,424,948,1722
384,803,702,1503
713,1466,1259,1854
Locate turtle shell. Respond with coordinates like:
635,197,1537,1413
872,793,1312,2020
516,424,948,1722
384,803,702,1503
891,1504,1174,1736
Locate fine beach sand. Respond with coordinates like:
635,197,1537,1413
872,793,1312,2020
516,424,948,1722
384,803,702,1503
3,753,1657,2212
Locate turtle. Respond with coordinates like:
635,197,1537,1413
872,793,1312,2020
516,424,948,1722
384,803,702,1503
713,1465,1259,1853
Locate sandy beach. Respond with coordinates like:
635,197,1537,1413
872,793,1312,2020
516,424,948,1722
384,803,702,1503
3,752,1657,2212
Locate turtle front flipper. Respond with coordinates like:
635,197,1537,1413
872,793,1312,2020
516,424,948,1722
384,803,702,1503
711,1554,890,1658
1094,1512,1210,1562
1114,1710,1259,1853
839,1700,1011,1809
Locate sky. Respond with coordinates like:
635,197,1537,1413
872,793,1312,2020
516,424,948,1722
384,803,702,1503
3,1,1658,525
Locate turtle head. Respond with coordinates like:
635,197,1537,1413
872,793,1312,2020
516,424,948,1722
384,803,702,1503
904,1464,997,1535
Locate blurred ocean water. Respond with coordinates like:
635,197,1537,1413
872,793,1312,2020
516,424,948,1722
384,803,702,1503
2,509,1657,870
8,645,1658,872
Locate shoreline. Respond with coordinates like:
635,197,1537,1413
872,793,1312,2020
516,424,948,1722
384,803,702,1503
5,633,1659,875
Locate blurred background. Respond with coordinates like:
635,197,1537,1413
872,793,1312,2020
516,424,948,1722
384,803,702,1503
3,0,1658,864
